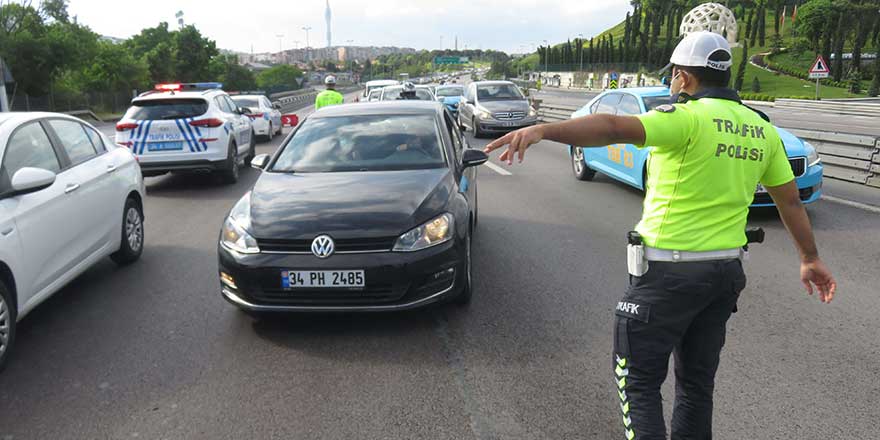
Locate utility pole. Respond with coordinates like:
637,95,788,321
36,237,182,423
276,34,284,53
302,26,312,62
578,33,584,72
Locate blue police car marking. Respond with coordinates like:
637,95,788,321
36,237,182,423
182,117,202,152
188,118,209,151
175,119,198,153
140,120,154,155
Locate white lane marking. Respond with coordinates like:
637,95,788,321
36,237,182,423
484,161,513,176
822,195,880,214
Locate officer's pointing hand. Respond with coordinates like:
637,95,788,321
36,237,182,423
483,125,544,165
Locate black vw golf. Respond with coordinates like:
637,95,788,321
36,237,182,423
218,101,488,312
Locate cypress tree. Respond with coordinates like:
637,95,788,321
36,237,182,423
734,39,749,91
750,8,758,47
745,9,754,42
624,12,632,49
609,34,615,64
868,60,880,97
589,38,594,64
758,3,766,47
832,11,847,82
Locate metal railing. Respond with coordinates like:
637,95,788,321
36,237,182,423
775,99,880,118
536,102,880,188
272,85,364,113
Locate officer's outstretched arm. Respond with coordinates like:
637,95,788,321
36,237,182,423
484,114,645,165
765,181,837,304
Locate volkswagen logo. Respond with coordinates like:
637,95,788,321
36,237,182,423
311,235,335,259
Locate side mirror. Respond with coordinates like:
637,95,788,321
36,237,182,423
466,99,475,105
461,149,488,168
10,167,56,196
272,102,281,110
238,107,252,115
251,154,271,170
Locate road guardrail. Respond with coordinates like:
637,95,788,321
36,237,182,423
786,128,880,187
537,103,880,188
272,86,363,113
775,99,880,118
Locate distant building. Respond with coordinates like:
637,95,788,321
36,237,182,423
100,35,126,44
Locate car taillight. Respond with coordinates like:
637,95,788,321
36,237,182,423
189,118,224,128
116,122,138,132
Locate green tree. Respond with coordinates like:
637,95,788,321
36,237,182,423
751,75,761,93
868,61,880,97
734,40,749,91
173,25,218,82
209,55,256,91
82,40,150,92
256,65,303,92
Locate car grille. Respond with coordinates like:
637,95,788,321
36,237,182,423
493,111,526,120
789,157,806,177
257,237,396,254
255,282,408,305
753,185,814,205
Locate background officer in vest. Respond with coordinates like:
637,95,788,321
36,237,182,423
315,75,344,110
484,31,836,440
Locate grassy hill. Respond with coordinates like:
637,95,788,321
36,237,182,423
537,8,872,99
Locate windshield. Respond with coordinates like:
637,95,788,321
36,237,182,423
381,87,434,101
643,96,671,111
436,87,464,97
124,99,209,120
477,84,524,101
232,98,260,108
271,114,446,173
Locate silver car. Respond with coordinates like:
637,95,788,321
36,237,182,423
458,81,537,138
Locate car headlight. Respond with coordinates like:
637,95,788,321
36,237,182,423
393,213,454,252
477,108,492,119
220,192,260,254
529,107,537,117
804,141,820,166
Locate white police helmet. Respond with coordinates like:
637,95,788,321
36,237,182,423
402,81,416,92
324,75,337,85
669,31,733,71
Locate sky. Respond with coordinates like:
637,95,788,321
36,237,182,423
67,0,632,54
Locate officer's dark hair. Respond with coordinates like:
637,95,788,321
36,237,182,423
674,50,732,88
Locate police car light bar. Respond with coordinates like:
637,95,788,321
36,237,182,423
154,82,223,92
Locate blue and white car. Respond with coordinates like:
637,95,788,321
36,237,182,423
231,94,282,141
434,85,465,117
569,87,823,207
116,83,256,184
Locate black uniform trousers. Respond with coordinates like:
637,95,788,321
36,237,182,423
613,259,747,440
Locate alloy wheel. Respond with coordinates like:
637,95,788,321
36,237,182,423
125,207,143,252
0,294,8,359
573,147,584,174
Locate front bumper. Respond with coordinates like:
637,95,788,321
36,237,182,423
218,239,465,312
476,116,538,133
751,163,824,207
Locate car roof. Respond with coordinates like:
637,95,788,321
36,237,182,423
311,101,443,118
473,80,515,87
133,89,225,101
605,87,671,98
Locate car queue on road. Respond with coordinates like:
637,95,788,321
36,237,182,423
0,72,827,374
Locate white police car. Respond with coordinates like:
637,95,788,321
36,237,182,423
231,94,283,141
116,83,256,184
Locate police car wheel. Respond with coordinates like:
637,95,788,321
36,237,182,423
571,147,596,181
452,231,473,306
267,123,274,141
110,198,144,265
0,280,15,373
221,141,240,184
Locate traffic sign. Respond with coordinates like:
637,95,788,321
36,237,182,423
808,55,830,79
434,56,469,65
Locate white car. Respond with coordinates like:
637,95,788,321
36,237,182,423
0,112,145,371
115,83,255,184
231,95,282,141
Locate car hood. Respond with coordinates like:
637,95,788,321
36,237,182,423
775,126,806,157
478,100,531,113
248,169,454,240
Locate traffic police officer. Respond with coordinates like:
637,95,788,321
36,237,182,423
484,31,837,440
315,75,344,110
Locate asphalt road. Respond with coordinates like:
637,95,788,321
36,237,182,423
2,91,880,439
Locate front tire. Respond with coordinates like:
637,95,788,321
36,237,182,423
0,279,16,372
472,117,484,138
245,131,256,166
110,198,145,265
452,233,473,306
571,147,596,181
